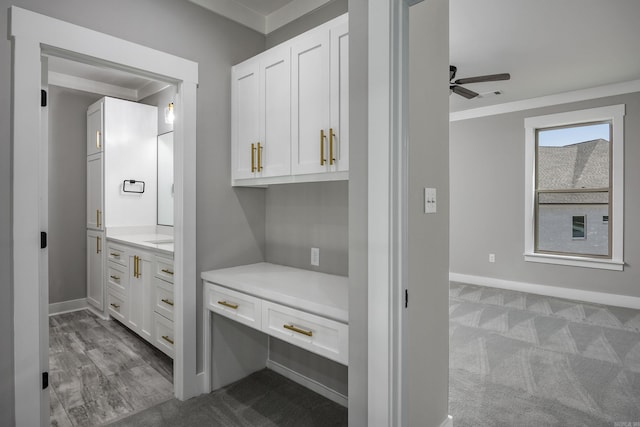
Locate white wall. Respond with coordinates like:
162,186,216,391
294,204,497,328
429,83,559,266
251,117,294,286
450,92,640,299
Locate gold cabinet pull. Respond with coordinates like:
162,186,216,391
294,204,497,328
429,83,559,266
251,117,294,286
96,236,101,254
96,209,101,228
110,275,120,281
257,142,263,172
251,143,256,173
320,129,326,165
110,303,120,310
96,130,101,149
161,268,174,275
217,300,238,309
161,298,174,306
161,335,174,345
110,252,120,258
133,255,140,278
284,324,313,337
329,128,335,165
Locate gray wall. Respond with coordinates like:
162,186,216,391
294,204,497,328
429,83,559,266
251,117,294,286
407,1,450,425
450,92,640,298
2,1,266,423
48,87,101,304
265,0,348,49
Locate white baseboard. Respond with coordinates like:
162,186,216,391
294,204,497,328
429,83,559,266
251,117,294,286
450,272,640,310
266,360,348,407
48,298,87,316
440,415,453,427
196,371,208,395
86,304,110,320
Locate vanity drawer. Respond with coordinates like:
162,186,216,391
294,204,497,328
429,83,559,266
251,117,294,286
153,278,174,321
107,262,128,294
107,290,127,323
155,257,175,283
153,312,174,358
107,245,127,266
205,283,262,330
261,300,348,365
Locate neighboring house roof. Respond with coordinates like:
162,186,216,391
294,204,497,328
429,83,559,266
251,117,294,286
538,139,609,204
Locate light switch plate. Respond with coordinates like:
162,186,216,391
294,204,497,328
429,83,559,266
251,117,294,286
311,247,320,266
424,188,437,213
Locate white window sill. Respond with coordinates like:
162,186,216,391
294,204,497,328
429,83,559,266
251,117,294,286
524,253,624,271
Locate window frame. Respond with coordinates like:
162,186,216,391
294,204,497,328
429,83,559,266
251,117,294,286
524,104,625,270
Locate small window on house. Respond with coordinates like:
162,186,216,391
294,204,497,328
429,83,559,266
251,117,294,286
524,104,625,271
572,215,586,239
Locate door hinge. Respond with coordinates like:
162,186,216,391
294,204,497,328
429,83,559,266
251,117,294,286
40,231,47,249
41,89,47,107
42,372,49,390
405,289,408,308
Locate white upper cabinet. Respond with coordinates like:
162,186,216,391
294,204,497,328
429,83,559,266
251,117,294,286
231,13,348,186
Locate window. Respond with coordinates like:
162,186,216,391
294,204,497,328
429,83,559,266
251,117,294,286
524,105,625,270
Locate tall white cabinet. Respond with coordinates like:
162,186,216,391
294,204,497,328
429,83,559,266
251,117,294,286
85,97,157,317
231,13,348,186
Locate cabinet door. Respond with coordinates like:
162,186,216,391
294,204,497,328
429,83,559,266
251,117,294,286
291,29,331,175
259,46,291,178
330,21,349,172
87,154,103,230
128,253,153,341
231,60,260,180
87,101,103,156
87,230,105,311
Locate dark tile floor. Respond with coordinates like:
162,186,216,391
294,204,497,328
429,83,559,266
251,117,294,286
49,310,173,426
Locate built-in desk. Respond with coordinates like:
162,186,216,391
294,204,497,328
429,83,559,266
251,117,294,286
202,262,348,401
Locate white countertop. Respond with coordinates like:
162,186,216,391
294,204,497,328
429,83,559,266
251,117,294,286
201,262,348,323
107,233,174,256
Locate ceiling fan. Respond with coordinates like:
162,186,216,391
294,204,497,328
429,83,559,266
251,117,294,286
449,65,510,99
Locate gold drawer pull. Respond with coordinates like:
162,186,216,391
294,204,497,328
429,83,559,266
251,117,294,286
110,252,120,257
110,303,120,310
284,324,313,337
329,128,335,165
161,268,174,275
110,275,120,281
217,300,238,309
251,143,256,173
320,129,326,165
161,335,174,345
161,298,174,307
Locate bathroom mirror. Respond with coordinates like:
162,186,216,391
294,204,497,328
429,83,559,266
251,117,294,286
157,131,174,226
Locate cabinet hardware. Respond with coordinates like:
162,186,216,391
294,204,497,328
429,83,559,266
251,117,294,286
161,335,174,345
110,275,120,281
96,130,101,149
96,236,101,254
329,128,336,165
320,129,326,165
217,300,238,309
110,252,120,258
257,142,263,172
96,209,101,228
284,324,313,337
110,303,120,310
161,298,174,306
161,268,174,275
134,255,140,278
251,143,256,173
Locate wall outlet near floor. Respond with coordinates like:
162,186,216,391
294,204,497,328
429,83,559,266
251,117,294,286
311,247,320,266
489,253,496,263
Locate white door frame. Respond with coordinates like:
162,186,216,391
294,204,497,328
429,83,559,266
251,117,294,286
10,7,200,426
367,0,423,425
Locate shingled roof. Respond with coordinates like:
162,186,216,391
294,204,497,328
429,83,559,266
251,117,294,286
537,139,609,204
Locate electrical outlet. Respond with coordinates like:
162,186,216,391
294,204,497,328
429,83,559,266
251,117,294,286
489,253,496,263
311,247,320,266
424,188,437,213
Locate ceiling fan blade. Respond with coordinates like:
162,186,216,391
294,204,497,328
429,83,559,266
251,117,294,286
451,85,479,99
449,65,457,81
454,73,510,85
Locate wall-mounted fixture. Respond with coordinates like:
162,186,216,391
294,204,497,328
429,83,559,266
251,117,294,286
164,102,175,124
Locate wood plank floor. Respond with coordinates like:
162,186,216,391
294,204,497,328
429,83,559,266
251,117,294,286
49,310,173,426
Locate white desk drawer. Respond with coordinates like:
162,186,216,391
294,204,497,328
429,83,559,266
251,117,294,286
154,278,174,321
155,257,174,283
107,262,128,294
261,300,348,365
205,283,262,330
107,290,127,323
107,246,127,266
153,312,174,359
